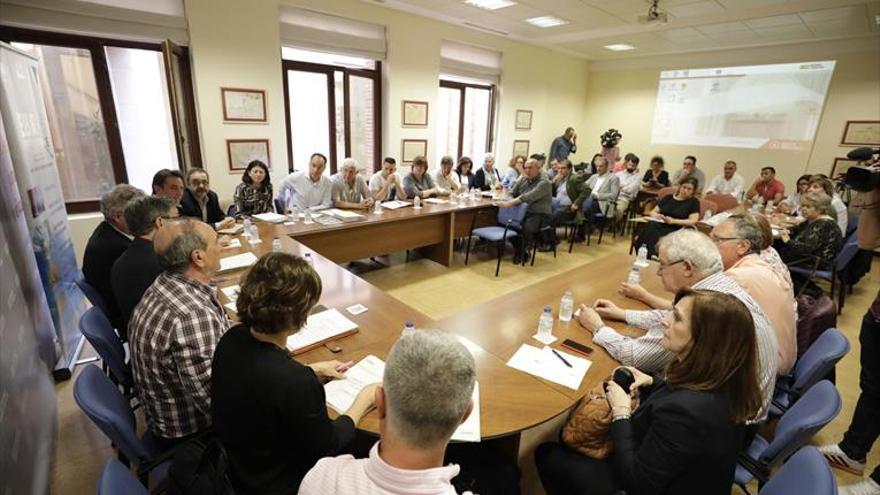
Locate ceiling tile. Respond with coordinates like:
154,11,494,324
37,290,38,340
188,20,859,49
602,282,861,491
705,30,761,43
799,6,862,23
665,1,726,18
753,24,814,41
715,0,787,8
745,14,804,30
696,21,750,34
806,19,870,36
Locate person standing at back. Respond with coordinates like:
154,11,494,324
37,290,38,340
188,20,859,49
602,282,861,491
549,127,577,162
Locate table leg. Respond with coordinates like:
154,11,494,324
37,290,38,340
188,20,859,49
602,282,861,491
423,212,454,266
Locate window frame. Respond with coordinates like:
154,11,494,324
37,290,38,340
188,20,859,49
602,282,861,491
438,79,496,159
0,26,202,214
281,58,382,175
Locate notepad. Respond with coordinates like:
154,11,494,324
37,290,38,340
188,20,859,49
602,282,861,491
286,308,359,354
507,344,591,391
450,382,481,442
219,252,258,272
217,224,244,235
380,200,410,210
324,354,385,413
252,212,288,223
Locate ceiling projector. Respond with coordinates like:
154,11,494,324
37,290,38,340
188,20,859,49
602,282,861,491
638,0,668,24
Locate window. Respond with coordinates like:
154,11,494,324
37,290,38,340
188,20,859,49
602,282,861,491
1,26,200,213
436,78,495,164
282,47,381,176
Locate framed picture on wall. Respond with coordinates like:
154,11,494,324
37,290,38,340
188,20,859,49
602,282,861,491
227,139,270,171
221,88,268,123
401,139,427,164
831,157,861,179
515,109,532,130
513,140,530,157
401,100,428,127
841,120,880,146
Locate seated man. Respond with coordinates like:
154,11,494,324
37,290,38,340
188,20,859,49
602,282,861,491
152,168,186,207
129,218,229,447
179,168,234,229
435,155,463,193
403,156,447,199
332,158,374,210
711,214,797,375
369,157,407,202
746,166,785,205
705,160,745,200
278,153,333,211
671,155,705,194
111,196,178,333
614,153,641,220
299,330,476,495
551,159,591,235
496,158,553,264
584,156,621,221
83,184,145,330
575,229,778,422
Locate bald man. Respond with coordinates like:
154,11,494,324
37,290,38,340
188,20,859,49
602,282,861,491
129,218,228,448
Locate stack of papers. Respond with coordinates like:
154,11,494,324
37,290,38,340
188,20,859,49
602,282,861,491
325,209,366,221
252,212,288,223
286,308,359,353
222,238,242,250
217,224,244,235
314,215,343,226
381,200,410,210
506,344,591,391
219,252,258,272
424,198,448,205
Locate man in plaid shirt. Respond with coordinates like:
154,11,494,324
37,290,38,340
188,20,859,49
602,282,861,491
129,218,229,446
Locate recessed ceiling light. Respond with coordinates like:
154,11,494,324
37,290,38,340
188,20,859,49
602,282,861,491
465,0,516,10
604,43,637,51
526,16,568,28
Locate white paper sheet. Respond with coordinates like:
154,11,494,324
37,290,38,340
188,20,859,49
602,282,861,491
219,252,258,272
424,198,448,204
324,354,385,413
506,344,591,391
450,381,481,442
380,200,410,210
220,285,239,301
325,208,366,220
217,224,244,235
286,308,359,353
252,212,288,223
222,238,242,249
224,302,237,313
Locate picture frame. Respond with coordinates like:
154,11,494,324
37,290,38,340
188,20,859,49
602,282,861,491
513,140,530,157
515,109,532,131
401,139,427,164
841,120,880,146
401,100,428,127
831,157,861,179
226,139,270,171
221,87,267,123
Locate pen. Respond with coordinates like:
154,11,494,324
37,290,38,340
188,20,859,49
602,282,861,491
552,349,572,368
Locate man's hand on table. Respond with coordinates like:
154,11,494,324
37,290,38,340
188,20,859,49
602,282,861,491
576,304,604,333
593,298,626,321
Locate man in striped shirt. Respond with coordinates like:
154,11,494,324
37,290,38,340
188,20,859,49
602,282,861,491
576,229,778,422
129,218,229,447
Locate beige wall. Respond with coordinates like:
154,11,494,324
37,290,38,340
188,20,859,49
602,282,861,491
582,41,880,189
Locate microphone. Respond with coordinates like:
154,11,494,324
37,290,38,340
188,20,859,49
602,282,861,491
846,147,880,161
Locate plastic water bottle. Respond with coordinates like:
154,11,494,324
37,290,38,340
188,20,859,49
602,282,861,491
766,200,774,212
402,320,416,337
288,206,299,223
242,217,253,238
413,195,421,209
637,245,648,265
559,291,574,322
304,210,313,224
538,306,554,339
272,237,282,252
627,264,641,285
373,200,383,215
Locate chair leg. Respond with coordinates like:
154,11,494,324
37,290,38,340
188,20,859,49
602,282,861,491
465,234,473,265
838,282,846,314
530,239,538,266
568,224,576,254
597,220,606,245
494,241,502,277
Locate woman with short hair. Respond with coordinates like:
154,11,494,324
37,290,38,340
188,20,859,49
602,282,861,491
211,253,376,494
779,191,844,293
536,289,763,495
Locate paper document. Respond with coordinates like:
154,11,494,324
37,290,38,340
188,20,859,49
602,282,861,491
286,308,358,353
381,200,410,210
252,212,288,223
220,285,240,302
507,344,591,390
703,211,732,227
450,382,481,442
424,198,448,204
219,252,258,272
224,302,237,313
324,354,385,413
223,238,242,249
325,209,366,221
217,224,244,235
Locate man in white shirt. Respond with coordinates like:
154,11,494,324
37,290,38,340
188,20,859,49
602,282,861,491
369,157,407,202
331,158,374,210
614,153,642,220
705,160,745,200
434,155,462,193
278,153,333,211
300,331,476,495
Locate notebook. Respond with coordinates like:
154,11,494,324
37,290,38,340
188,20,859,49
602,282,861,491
286,308,359,354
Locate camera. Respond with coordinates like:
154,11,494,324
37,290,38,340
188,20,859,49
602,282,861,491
844,147,880,192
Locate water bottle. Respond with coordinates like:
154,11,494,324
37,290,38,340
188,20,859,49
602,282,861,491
242,217,252,238
559,291,574,322
303,252,313,264
304,210,313,224
373,200,383,215
288,206,299,223
538,306,554,339
627,264,641,285
413,195,421,209
402,320,416,337
703,209,713,220
450,192,458,204
637,245,648,265
272,237,282,252
766,200,774,212
250,222,260,241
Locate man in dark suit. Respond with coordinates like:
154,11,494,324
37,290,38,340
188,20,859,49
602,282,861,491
179,168,235,229
82,184,145,330
111,196,178,336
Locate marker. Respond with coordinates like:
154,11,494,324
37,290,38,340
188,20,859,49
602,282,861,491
552,349,572,368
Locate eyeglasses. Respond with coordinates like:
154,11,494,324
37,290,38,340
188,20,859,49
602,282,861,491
710,235,740,244
652,256,685,271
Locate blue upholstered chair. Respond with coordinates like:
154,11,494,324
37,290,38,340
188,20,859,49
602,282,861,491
771,328,849,416
465,203,528,276
79,307,133,393
96,459,150,495
758,446,837,495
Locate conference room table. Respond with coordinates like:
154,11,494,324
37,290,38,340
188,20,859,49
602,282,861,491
215,201,664,457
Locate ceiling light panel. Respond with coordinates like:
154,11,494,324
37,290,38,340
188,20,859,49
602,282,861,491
465,0,517,10
604,43,636,51
525,15,568,27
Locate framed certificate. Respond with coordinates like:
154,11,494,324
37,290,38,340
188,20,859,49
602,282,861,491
831,157,861,178
513,140,530,157
402,100,428,127
227,139,270,171
221,88,267,123
515,109,532,130
841,120,880,146
401,139,427,164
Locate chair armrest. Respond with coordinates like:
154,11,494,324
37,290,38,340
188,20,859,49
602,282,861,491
737,452,770,485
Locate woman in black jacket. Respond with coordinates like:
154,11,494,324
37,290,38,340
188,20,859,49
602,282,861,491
536,289,763,495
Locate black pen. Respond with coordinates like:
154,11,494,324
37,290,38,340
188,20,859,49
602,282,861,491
552,349,572,368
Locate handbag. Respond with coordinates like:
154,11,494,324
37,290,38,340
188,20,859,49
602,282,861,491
561,383,639,459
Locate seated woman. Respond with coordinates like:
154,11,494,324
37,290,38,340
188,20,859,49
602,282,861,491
778,191,843,293
635,177,700,257
779,174,812,215
641,155,671,191
211,253,376,494
502,154,526,188
456,156,475,190
753,214,794,291
233,160,274,217
536,289,763,495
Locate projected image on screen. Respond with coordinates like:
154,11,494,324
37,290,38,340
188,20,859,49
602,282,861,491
651,61,836,150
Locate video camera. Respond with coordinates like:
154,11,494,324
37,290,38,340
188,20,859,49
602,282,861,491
844,147,880,192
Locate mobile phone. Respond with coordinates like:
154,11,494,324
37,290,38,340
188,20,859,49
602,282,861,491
561,338,593,357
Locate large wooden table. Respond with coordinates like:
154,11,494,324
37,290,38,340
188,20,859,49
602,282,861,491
217,204,661,447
